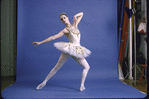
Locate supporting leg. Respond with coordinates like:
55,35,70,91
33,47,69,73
36,52,70,90
72,57,90,91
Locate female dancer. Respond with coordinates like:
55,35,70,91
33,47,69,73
32,12,91,91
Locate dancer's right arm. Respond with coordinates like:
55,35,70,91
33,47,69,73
32,29,68,46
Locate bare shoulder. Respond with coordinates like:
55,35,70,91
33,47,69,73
62,28,69,34
62,28,69,37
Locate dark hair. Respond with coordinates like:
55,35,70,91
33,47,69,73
59,13,67,18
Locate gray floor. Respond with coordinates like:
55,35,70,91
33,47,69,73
122,79,147,94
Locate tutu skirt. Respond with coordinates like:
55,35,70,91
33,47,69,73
54,42,91,58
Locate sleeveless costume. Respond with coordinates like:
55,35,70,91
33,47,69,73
54,27,91,59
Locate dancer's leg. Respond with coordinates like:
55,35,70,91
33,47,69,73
72,57,90,91
36,52,70,90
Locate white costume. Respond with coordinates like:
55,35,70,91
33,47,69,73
35,12,91,91
36,27,91,91
54,26,91,58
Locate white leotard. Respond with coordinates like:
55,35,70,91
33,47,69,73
54,27,91,58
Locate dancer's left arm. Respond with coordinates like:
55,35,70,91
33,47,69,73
73,12,83,27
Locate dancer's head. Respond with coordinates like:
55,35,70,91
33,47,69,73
59,13,70,25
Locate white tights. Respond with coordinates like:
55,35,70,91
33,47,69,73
36,52,90,91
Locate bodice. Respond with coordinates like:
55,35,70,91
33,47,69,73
54,27,91,58
67,27,81,46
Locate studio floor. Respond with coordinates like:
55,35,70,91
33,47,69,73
1,76,147,94
122,79,147,94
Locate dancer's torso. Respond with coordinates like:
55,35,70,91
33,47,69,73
66,27,81,46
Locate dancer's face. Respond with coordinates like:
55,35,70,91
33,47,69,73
60,15,69,25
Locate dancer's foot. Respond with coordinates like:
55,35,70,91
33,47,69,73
80,85,85,91
36,81,46,90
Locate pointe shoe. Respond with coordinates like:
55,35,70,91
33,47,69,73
80,85,85,91
36,82,46,90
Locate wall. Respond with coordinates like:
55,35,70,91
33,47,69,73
1,0,17,76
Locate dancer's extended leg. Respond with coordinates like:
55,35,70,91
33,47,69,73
36,52,70,90
72,57,90,91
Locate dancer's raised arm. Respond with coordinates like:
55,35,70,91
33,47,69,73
32,29,68,46
73,12,83,27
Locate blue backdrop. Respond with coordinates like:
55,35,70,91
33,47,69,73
2,0,146,98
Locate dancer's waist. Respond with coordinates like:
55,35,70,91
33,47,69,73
69,41,80,46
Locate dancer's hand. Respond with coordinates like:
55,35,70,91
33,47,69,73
32,42,41,46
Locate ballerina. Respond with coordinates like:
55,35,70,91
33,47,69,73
32,12,91,91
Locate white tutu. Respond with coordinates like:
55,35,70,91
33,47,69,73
54,42,91,58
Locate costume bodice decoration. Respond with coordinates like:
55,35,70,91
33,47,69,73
67,27,81,46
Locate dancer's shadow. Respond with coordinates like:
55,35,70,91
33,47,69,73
43,83,79,92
